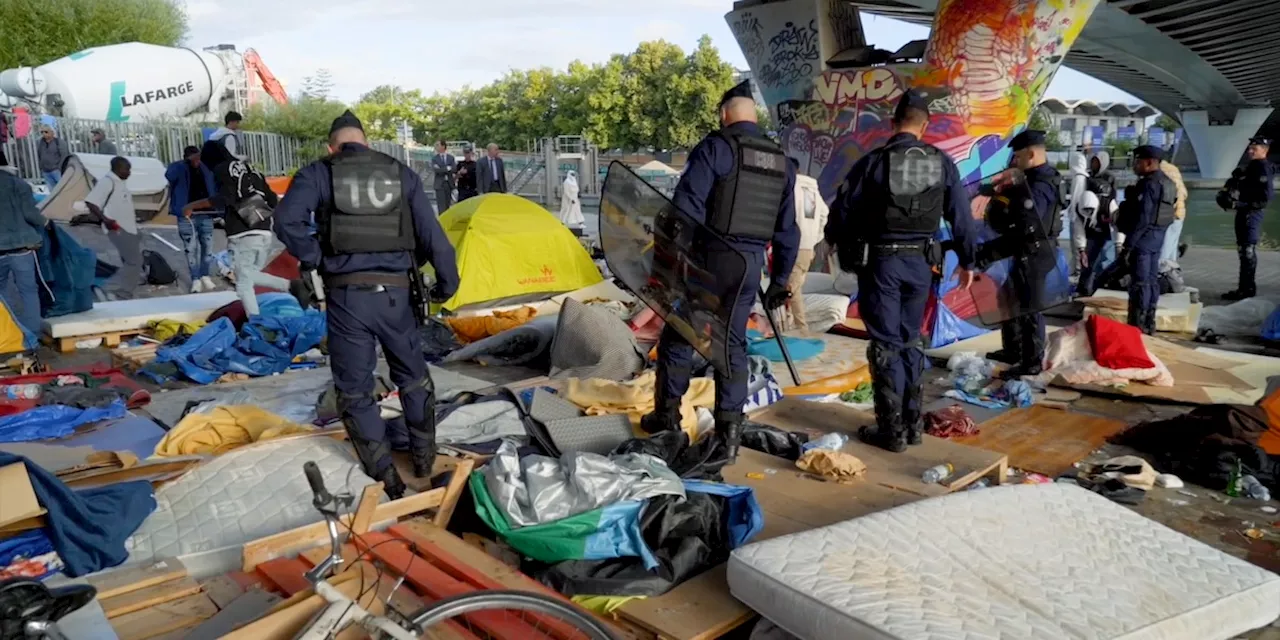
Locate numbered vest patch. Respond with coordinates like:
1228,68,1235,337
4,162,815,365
333,160,403,215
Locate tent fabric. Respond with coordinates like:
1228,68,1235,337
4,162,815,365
0,452,155,577
434,194,603,310
149,312,325,385
0,297,34,353
37,223,96,319
0,399,127,444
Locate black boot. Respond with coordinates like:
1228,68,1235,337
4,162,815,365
859,342,907,453
640,404,681,434
901,343,926,446
1224,245,1257,300
345,427,406,499
986,321,1023,365
411,431,436,479
1001,316,1044,379
714,409,744,464
377,464,408,501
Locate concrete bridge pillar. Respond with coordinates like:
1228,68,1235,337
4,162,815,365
1181,108,1273,180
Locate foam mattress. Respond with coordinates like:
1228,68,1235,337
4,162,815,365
728,484,1280,640
43,291,238,337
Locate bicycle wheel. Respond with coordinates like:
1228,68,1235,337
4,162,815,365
407,590,617,640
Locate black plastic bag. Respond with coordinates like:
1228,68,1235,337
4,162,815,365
741,421,809,460
612,430,727,481
420,318,461,362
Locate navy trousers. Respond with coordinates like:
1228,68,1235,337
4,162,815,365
1128,249,1161,328
655,251,762,417
856,254,933,423
326,285,433,476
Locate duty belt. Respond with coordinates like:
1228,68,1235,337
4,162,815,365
870,242,928,255
323,271,412,289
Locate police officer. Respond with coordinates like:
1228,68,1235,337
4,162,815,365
639,81,800,463
825,90,979,453
274,110,460,499
980,130,1062,378
1117,145,1175,334
1223,136,1274,300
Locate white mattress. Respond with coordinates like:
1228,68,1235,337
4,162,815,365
728,484,1280,640
125,437,376,577
42,291,238,337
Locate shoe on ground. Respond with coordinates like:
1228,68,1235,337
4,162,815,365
190,278,204,294
857,424,907,453
1000,363,1043,380
1222,289,1255,301
984,349,1018,365
200,276,217,291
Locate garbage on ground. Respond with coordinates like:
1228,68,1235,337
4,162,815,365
944,378,1033,409
922,463,954,484
799,432,848,455
924,405,979,438
1156,473,1184,489
796,449,867,483
838,382,873,405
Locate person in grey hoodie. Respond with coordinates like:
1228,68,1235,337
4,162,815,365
0,147,50,338
208,111,246,160
37,125,70,187
90,128,118,155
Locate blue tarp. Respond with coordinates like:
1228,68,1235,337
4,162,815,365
0,453,155,577
682,480,763,549
149,310,326,384
37,224,96,318
1263,304,1280,341
0,399,127,443
746,330,825,362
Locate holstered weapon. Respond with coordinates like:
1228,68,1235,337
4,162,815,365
409,269,427,327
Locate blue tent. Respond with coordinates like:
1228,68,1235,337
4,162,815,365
37,224,96,318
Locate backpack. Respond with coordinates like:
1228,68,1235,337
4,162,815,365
142,250,177,285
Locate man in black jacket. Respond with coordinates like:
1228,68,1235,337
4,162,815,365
185,140,289,316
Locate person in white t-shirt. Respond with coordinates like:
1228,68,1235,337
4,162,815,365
84,157,141,300
779,169,829,332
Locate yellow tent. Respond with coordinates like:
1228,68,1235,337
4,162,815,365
0,299,34,354
433,194,603,310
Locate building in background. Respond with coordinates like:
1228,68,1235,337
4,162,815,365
1040,98,1158,148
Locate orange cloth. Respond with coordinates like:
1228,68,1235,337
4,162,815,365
445,307,538,344
1258,387,1280,455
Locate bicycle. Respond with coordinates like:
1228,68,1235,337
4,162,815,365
0,578,97,640
296,461,618,639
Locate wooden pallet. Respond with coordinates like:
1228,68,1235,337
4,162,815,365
111,343,160,370
45,329,148,354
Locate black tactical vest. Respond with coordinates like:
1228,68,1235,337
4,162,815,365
707,130,788,241
870,142,945,236
320,147,415,256
1026,169,1064,238
1154,173,1177,228
1086,173,1116,224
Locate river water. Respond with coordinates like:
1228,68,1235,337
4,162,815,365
1181,189,1280,249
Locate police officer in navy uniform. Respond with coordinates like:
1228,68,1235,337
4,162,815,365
825,90,979,453
639,81,800,463
274,110,460,499
1223,136,1274,300
1117,145,1175,334
979,130,1062,378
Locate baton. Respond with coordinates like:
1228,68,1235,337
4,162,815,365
759,286,802,386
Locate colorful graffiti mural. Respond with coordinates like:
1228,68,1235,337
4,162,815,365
746,0,1100,199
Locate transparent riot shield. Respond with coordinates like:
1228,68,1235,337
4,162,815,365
966,170,1073,327
598,161,750,374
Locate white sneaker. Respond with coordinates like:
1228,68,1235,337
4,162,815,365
200,276,217,291
190,279,204,293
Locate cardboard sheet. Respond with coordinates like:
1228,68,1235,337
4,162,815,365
43,291,238,338
0,462,44,527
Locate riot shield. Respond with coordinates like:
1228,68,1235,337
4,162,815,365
599,161,750,374
966,171,1072,327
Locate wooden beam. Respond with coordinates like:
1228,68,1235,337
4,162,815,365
433,458,475,528
349,482,384,535
241,486,444,571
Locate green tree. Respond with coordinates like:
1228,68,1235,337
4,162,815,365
0,0,187,68
241,98,350,165
1154,114,1180,131
352,85,425,143
1105,134,1136,159
300,69,335,101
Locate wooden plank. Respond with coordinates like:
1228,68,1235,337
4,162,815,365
109,592,218,640
220,564,377,640
199,574,245,610
299,543,362,574
86,558,187,601
256,557,314,596
349,481,384,535
261,567,360,616
241,485,445,570
750,397,1006,496
956,405,1129,476
101,575,203,618
619,567,751,640
64,459,201,489
394,520,569,596
184,589,283,640
433,457,475,528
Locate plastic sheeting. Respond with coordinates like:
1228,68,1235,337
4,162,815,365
0,399,127,443
149,311,326,385
37,223,96,318
443,315,558,367
1199,298,1279,337
482,440,685,528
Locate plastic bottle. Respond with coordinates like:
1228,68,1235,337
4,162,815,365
1226,460,1243,497
1,384,41,400
1240,475,1272,501
800,433,849,454
922,463,954,484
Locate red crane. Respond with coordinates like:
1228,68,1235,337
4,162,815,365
243,49,288,105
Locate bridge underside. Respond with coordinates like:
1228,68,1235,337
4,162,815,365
729,0,1280,181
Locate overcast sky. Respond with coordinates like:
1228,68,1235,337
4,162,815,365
183,0,1139,105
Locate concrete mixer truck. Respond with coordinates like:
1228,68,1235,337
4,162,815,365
0,42,287,122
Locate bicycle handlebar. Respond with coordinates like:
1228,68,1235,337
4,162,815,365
304,461,332,508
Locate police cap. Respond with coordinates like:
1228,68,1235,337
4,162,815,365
718,80,754,109
1009,130,1046,151
1133,145,1164,161
328,110,364,136
1250,136,1272,147
893,89,930,121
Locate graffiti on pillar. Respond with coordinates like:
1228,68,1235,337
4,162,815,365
759,20,821,89
728,12,765,67
769,0,1100,201
825,0,864,53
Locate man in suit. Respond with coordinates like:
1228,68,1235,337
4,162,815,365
430,140,456,215
477,143,507,194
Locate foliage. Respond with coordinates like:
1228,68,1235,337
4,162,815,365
352,36,737,151
1027,107,1066,151
1105,134,1137,159
240,96,350,165
1154,114,1180,131
301,69,335,101
0,0,187,69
